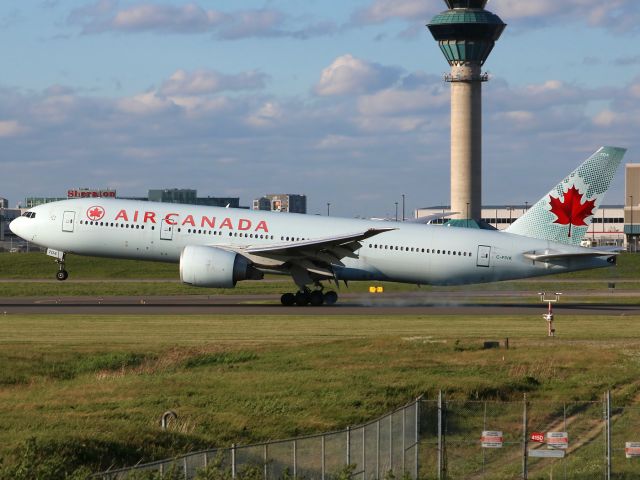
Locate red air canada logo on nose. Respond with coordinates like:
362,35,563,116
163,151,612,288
549,185,596,237
87,206,105,221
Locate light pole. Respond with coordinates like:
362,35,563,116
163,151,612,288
395,202,398,222
327,203,331,216
466,203,470,228
630,195,634,252
402,194,405,222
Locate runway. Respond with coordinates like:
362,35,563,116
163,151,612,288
1,292,639,315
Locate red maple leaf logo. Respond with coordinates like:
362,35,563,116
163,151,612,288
87,206,105,221
549,185,596,237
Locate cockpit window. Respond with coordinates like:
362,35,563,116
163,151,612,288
21,212,36,219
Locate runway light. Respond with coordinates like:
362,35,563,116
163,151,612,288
369,286,384,294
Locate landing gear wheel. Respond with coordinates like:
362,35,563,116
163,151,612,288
294,291,311,306
281,293,296,306
324,291,338,305
56,270,69,281
309,290,325,306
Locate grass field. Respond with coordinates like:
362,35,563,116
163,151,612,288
2,313,640,478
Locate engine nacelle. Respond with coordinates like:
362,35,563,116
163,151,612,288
180,245,263,288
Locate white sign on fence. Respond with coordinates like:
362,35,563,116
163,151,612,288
625,442,640,458
481,431,503,448
529,449,566,459
546,432,569,450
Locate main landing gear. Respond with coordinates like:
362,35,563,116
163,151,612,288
280,288,338,306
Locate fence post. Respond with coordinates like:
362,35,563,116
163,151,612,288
522,394,528,480
402,406,406,474
183,457,188,479
293,439,297,479
376,420,380,480
347,426,351,466
389,410,393,472
437,390,443,480
362,425,366,480
232,443,236,479
415,399,420,480
606,390,612,480
321,436,326,480
264,444,268,480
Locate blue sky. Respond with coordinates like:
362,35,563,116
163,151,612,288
2,0,640,217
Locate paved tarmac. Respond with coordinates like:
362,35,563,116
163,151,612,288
1,292,639,316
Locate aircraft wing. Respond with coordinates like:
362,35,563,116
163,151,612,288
221,227,395,280
524,250,618,262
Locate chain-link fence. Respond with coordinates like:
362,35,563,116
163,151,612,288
95,393,640,479
94,399,420,480
420,392,640,479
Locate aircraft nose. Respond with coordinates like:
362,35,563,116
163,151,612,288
9,217,25,238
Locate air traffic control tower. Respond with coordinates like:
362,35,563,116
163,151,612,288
428,0,505,228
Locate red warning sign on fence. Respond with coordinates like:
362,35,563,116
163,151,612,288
625,442,640,458
481,431,503,448
546,432,568,449
530,432,545,443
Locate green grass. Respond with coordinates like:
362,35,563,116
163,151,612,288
0,252,180,279
2,314,640,478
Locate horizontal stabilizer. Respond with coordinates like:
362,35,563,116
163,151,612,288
524,250,618,262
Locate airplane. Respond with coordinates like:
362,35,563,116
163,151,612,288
10,146,626,306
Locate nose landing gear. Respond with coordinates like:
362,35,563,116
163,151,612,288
55,255,68,281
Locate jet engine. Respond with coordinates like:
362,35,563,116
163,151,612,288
180,245,263,288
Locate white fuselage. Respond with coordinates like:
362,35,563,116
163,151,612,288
10,198,612,286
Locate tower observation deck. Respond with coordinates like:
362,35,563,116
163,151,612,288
428,0,506,227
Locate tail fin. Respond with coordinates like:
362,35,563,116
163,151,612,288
506,146,626,245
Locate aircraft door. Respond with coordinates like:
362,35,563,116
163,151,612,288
160,220,173,241
477,245,491,267
62,211,75,232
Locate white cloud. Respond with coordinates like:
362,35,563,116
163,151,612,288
0,120,27,137
592,110,616,127
117,92,175,115
160,69,267,96
246,102,283,128
111,3,223,33
357,87,447,116
314,54,402,96
351,0,435,25
353,0,640,33
68,1,336,39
